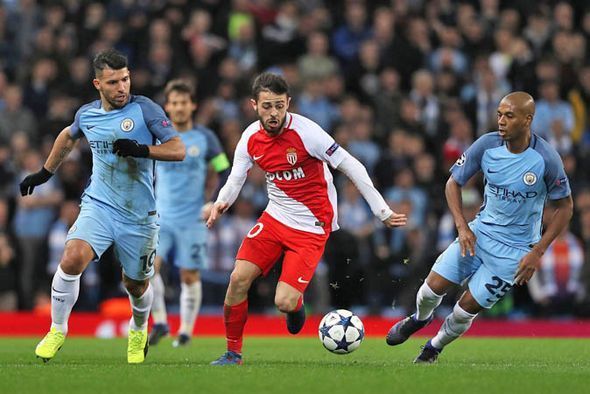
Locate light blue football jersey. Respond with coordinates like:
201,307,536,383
450,132,571,248
70,95,177,224
156,126,227,225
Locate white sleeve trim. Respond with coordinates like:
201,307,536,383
336,151,393,221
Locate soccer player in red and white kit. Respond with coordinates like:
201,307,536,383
207,73,408,365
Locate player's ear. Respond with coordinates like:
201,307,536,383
92,78,100,91
250,98,257,111
286,96,291,109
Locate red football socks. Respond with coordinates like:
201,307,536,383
224,299,248,354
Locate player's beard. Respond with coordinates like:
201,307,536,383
102,92,129,109
261,115,286,136
106,92,129,109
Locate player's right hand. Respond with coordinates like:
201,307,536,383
382,211,408,228
206,201,229,228
457,227,476,257
19,167,54,196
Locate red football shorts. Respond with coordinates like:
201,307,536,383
236,212,330,293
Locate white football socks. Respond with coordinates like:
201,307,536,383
178,281,202,336
127,283,154,331
415,283,444,321
50,266,81,335
431,303,477,349
150,273,168,325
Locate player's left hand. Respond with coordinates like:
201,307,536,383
382,211,408,228
19,167,54,196
206,201,229,228
113,139,149,158
201,202,214,220
514,249,543,286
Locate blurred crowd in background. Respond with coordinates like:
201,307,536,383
1,0,590,319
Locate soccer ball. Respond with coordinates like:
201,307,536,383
318,309,364,354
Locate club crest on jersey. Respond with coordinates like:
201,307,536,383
188,145,200,157
523,172,537,186
120,118,134,132
286,147,298,165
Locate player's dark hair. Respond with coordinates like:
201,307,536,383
251,72,290,100
164,79,196,102
93,49,128,76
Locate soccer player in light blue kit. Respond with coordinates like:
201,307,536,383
149,79,230,347
386,92,573,363
19,49,186,364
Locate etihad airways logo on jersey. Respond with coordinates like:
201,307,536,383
88,140,113,155
265,167,305,181
488,184,537,203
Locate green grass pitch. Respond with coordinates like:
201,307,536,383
1,337,588,394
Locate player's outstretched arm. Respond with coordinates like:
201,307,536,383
113,136,185,161
445,176,476,257
19,127,77,196
336,152,407,228
514,196,573,285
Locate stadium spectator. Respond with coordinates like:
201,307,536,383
531,79,574,154
0,84,37,145
297,30,338,84
528,205,585,316
13,149,62,310
0,198,16,310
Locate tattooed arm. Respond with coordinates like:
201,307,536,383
44,127,79,173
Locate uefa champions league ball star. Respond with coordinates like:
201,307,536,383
318,309,364,354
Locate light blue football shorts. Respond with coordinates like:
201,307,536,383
432,222,530,309
157,221,208,270
66,202,159,280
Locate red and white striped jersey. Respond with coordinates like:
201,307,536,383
232,113,346,234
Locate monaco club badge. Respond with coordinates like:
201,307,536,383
286,147,298,165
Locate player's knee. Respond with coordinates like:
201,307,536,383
274,294,297,313
229,270,252,293
60,249,88,275
180,269,200,284
123,277,148,298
